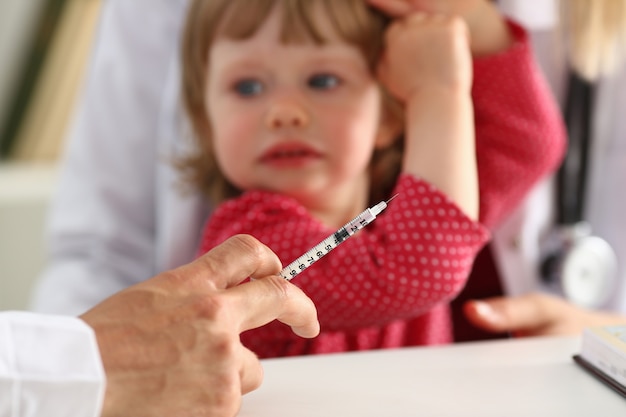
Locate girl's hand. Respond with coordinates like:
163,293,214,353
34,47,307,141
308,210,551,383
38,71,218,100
377,12,472,103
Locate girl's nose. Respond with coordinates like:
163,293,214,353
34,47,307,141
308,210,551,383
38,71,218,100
265,100,309,129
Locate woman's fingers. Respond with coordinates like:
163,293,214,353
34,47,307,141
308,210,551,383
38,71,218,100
367,0,415,17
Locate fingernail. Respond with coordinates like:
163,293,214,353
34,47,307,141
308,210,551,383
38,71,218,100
473,301,501,324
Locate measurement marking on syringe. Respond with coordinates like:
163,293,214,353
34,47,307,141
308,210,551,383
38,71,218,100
279,194,397,280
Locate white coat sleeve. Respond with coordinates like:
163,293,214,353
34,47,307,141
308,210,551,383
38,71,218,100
0,312,105,417
29,0,189,315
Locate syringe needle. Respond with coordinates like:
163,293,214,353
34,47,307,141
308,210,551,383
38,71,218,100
386,193,399,204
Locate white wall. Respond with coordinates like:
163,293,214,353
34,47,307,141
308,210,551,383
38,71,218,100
0,163,57,310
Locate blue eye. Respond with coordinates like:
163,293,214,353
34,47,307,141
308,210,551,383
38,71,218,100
234,79,263,96
308,74,340,90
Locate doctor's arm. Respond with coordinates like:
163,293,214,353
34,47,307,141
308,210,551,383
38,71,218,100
2,236,319,417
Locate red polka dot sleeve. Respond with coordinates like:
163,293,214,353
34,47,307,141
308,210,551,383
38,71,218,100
472,20,567,228
199,174,489,331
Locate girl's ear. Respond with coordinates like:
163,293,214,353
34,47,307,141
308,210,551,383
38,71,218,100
375,92,403,149
374,118,400,149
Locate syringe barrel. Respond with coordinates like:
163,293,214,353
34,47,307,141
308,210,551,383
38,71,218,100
279,201,388,280
344,208,376,235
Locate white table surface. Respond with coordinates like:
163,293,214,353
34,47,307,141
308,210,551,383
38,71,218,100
240,336,626,416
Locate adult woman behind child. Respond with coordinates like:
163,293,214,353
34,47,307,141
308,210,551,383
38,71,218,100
31,0,566,345
183,0,565,358
372,0,626,340
463,0,626,337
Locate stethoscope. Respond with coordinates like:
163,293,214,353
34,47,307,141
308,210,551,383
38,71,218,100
540,69,618,308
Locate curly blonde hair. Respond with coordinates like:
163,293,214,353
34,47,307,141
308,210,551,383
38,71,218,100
179,0,403,206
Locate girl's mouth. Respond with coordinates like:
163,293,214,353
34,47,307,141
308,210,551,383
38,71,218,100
259,142,323,168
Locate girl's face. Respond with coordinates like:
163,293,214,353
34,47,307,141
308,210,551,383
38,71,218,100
205,4,393,206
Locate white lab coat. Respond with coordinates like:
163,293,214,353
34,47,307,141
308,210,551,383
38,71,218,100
0,312,104,417
494,0,626,313
31,0,208,314
30,0,626,315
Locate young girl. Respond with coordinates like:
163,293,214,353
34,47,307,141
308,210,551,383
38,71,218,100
179,0,565,358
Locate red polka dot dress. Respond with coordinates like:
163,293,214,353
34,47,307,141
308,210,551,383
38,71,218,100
197,21,566,359
201,176,488,357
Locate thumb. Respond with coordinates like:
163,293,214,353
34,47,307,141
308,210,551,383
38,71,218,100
463,294,554,334
463,299,507,333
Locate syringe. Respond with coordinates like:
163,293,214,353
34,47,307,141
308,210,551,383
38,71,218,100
280,195,397,280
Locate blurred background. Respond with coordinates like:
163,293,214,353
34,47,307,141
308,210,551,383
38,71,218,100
0,0,102,310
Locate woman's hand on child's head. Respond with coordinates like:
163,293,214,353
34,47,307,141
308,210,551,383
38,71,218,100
377,12,472,103
367,0,513,56
367,0,482,22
